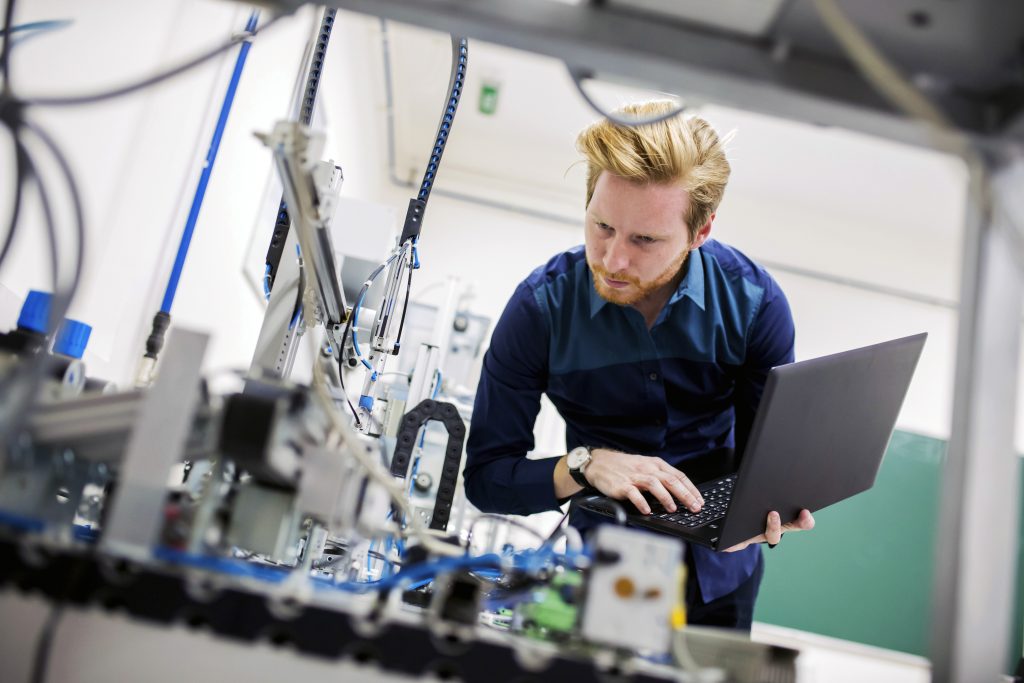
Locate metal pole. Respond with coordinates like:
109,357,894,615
930,153,1024,681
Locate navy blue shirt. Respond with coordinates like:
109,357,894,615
464,239,795,602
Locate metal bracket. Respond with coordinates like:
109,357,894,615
100,329,208,559
257,121,347,331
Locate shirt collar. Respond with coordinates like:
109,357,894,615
669,248,706,311
588,248,706,318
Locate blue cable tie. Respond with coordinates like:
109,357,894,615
358,395,374,411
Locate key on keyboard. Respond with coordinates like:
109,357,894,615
644,475,736,528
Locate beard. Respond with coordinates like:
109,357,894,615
589,248,689,306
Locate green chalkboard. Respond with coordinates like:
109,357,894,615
753,430,1024,673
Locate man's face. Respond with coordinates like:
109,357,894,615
585,172,700,307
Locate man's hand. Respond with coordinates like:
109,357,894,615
722,509,815,552
584,448,704,515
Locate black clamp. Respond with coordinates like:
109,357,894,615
399,198,427,245
390,399,466,531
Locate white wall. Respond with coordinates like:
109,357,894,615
373,19,985,450
1,4,1018,455
0,0,330,385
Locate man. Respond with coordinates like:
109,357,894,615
463,101,814,631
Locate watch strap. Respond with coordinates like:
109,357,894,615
569,462,590,487
568,446,592,487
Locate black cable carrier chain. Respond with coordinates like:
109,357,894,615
389,399,466,531
399,38,468,246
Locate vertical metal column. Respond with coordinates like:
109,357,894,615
250,230,304,379
102,329,208,559
931,154,1024,682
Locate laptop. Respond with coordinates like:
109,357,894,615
577,333,927,550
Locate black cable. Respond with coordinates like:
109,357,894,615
1,0,15,94
22,12,286,107
348,244,407,371
0,118,25,271
337,246,404,427
566,66,685,127
0,138,60,428
337,311,363,428
0,120,86,437
290,256,305,330
544,507,572,544
24,119,85,305
391,242,416,354
335,356,360,423
29,547,91,683
542,493,626,546
367,549,402,567
29,605,63,683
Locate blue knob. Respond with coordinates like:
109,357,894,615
16,290,53,334
54,319,92,359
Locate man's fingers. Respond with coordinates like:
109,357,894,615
799,509,815,529
663,476,701,512
729,509,815,552
782,509,815,532
654,462,705,507
765,511,783,545
678,473,704,507
723,536,763,553
639,476,677,512
625,487,650,515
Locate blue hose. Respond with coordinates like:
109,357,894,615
159,10,259,314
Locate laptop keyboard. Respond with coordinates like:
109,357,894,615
645,474,737,528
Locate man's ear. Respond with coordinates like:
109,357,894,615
690,213,715,250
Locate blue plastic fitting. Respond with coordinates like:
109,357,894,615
53,319,92,359
16,290,52,334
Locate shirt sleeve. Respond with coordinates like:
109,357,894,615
733,276,795,457
463,281,562,515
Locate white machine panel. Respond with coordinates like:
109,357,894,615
581,525,682,655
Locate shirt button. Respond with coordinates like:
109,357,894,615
649,372,659,381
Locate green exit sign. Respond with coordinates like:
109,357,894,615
479,82,500,115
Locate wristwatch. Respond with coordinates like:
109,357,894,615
566,446,593,487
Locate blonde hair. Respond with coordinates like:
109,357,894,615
576,101,731,240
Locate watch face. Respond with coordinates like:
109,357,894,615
567,447,589,469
